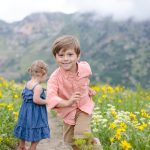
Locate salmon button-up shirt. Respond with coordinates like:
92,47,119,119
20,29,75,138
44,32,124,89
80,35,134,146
47,61,95,125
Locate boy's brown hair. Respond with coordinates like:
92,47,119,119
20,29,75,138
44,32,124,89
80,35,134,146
51,35,81,57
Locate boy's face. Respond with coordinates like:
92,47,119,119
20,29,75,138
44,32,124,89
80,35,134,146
55,48,80,72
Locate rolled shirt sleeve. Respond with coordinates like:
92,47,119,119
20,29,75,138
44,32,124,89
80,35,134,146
46,72,63,109
78,61,92,78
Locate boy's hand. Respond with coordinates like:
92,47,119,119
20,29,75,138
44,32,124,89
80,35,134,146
67,92,81,106
46,92,81,108
89,88,96,96
45,100,52,106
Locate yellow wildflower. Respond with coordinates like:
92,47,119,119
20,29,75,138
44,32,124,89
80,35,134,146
101,86,107,93
115,129,121,140
14,94,19,99
137,123,148,131
110,137,115,143
2,81,8,87
107,86,114,94
115,85,124,92
120,122,127,129
0,137,3,143
102,94,107,99
141,109,150,118
13,112,19,121
7,103,14,111
118,99,123,103
91,86,100,92
111,110,117,117
0,91,2,98
120,140,132,150
0,103,6,107
109,122,116,129
129,112,136,120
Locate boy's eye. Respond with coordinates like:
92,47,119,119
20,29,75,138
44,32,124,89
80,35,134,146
68,53,73,56
58,54,64,57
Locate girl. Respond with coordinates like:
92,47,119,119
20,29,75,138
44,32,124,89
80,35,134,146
47,35,103,150
14,60,50,150
14,60,76,150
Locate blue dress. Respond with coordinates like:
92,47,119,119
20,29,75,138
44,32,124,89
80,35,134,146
14,84,50,142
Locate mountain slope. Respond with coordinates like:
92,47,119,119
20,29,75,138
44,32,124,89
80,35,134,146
0,12,150,88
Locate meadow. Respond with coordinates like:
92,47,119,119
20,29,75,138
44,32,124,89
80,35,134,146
0,77,149,150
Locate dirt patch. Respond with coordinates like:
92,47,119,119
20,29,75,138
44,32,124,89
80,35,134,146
36,112,71,150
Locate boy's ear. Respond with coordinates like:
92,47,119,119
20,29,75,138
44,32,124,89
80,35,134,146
77,54,80,60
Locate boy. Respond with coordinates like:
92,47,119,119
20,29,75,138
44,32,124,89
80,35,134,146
47,35,102,150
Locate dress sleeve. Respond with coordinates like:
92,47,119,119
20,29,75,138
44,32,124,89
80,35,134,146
46,73,63,109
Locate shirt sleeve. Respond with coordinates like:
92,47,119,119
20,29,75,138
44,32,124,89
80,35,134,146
46,72,63,109
79,61,92,77
86,62,92,76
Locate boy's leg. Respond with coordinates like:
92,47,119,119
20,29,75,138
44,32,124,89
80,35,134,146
74,110,92,139
74,110,103,150
63,123,75,149
63,123,74,144
73,110,91,150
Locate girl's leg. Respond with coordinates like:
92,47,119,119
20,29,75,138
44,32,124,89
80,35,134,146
17,139,25,150
28,141,39,150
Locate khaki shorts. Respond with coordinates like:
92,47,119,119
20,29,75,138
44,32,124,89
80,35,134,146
63,109,92,145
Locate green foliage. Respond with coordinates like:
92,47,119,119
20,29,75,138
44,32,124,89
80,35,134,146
0,78,150,149
0,105,18,150
0,77,22,149
74,133,94,150
91,84,150,150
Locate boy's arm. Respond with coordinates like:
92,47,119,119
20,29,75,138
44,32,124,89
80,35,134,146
83,62,96,97
46,74,63,108
88,87,96,96
56,92,80,107
46,74,80,108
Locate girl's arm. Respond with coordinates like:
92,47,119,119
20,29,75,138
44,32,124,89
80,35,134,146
33,85,48,105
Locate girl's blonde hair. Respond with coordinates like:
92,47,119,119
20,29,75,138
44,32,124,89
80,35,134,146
51,35,81,57
28,60,48,77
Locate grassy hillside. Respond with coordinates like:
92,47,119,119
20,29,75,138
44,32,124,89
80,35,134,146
0,12,150,88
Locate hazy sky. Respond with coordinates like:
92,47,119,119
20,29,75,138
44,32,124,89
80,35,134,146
0,0,150,22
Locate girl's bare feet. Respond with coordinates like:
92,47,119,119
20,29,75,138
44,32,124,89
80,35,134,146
17,147,22,150
17,146,28,150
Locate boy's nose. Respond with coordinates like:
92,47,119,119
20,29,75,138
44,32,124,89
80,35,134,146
64,55,68,60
